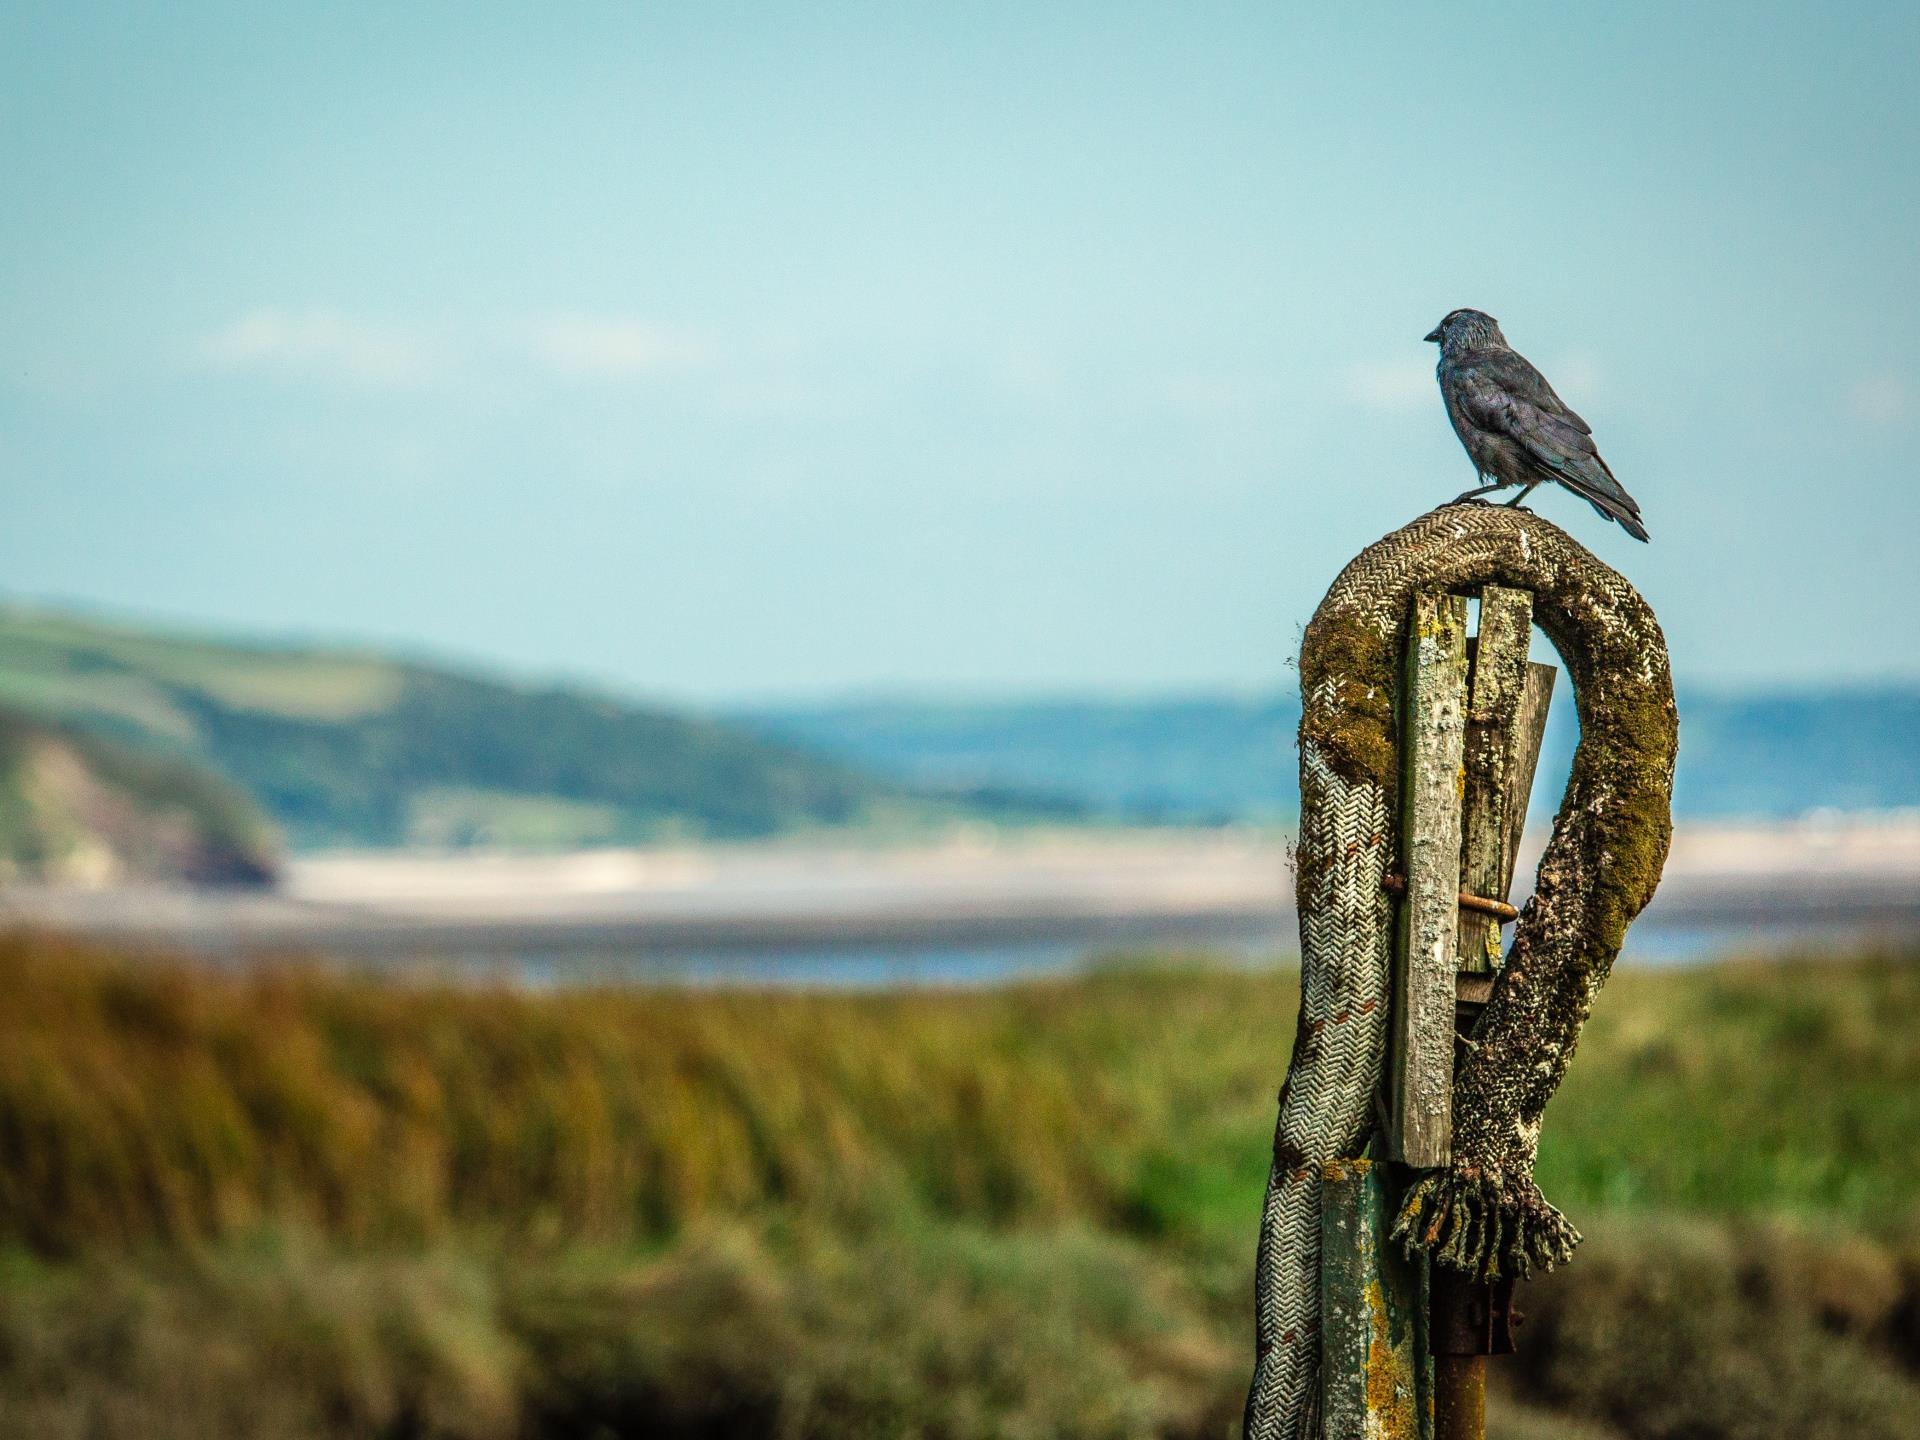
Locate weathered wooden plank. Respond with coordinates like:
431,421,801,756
1389,591,1468,1168
1503,661,1556,884
1457,588,1534,971
1319,1158,1433,1440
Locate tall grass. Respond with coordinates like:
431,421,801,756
4,932,1917,1255
2,932,1919,1438
0,935,1299,1252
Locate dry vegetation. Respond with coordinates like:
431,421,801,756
1,931,1917,1438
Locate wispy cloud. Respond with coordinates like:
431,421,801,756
1846,374,1912,426
1342,359,1434,413
200,307,438,386
528,314,712,380
1547,351,1606,403
1155,371,1286,421
1342,353,1606,416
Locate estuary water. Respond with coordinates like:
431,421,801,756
302,913,1895,991
5,821,1915,990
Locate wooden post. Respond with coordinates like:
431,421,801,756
1319,1159,1431,1440
1388,592,1469,1167
1353,587,1562,1440
1431,591,1556,1440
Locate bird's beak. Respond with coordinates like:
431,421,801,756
1423,327,1441,343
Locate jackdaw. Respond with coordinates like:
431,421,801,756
1426,308,1648,542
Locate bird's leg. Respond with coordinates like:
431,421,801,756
1502,482,1542,508
1450,481,1509,505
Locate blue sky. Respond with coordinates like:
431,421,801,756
3,2,1917,700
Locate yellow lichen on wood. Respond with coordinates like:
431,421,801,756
1321,1160,1433,1440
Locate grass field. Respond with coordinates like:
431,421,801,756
1,931,1916,1438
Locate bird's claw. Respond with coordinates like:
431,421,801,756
1449,494,1495,506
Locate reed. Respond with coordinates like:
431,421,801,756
3,934,1918,1255
0,936,1292,1252
2,933,1919,1437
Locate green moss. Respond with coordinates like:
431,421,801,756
1299,612,1397,789
1565,682,1677,953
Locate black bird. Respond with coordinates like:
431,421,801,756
1426,309,1648,542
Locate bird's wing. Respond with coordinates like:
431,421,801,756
1464,350,1593,434
1452,354,1643,528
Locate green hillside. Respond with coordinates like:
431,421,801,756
0,708,277,885
0,608,1069,851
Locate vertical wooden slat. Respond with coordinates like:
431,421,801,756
1389,591,1468,1167
1320,1159,1433,1440
1457,587,1535,970
1503,662,1556,884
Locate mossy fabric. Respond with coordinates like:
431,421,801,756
1246,505,1676,1440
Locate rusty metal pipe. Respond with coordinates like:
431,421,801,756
1380,872,1521,922
1434,1355,1486,1440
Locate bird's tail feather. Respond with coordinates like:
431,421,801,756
1553,463,1649,543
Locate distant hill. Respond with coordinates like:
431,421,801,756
11,603,1902,858
0,707,277,885
745,696,1303,826
744,685,1920,825
0,609,1078,852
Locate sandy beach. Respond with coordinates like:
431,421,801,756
3,815,1916,960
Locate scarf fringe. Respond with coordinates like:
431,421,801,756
1391,1168,1581,1280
